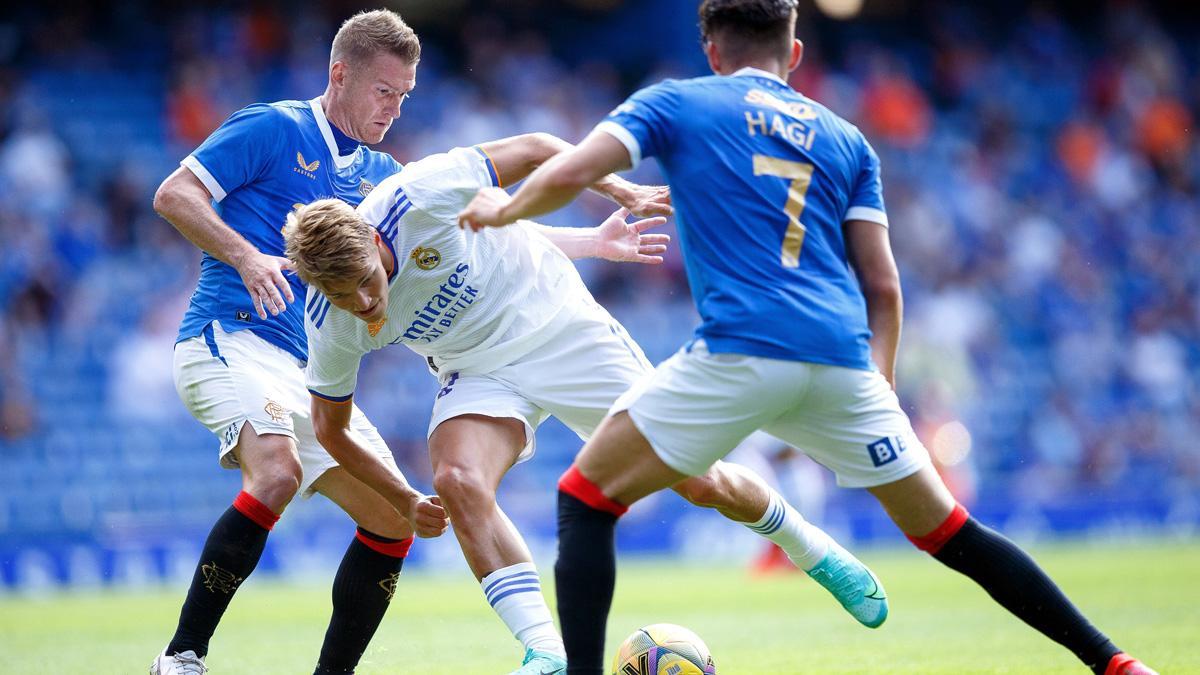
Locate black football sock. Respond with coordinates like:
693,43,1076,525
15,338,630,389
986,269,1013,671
167,491,279,657
312,529,412,675
929,515,1120,673
555,465,628,675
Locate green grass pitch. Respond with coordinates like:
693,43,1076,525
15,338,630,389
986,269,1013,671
2,540,1197,674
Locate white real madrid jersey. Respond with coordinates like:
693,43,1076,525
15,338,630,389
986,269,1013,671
304,145,589,401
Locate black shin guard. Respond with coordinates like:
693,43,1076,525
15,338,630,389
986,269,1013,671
313,530,409,675
555,491,619,675
934,517,1120,673
167,504,271,657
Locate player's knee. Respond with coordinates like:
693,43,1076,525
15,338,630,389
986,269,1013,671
236,433,303,510
243,455,302,511
248,469,301,511
432,463,494,511
674,472,730,510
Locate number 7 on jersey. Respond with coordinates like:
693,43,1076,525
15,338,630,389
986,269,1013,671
753,154,814,268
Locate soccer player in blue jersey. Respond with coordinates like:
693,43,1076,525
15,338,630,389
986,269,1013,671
457,2,1159,674
150,11,448,675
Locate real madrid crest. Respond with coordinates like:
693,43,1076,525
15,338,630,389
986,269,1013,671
410,246,441,271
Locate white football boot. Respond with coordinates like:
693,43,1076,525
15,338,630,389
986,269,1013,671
150,648,208,674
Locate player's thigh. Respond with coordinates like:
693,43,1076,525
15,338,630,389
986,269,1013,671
172,323,304,471
763,364,932,489
505,306,652,438
429,413,529,492
233,424,302,484
866,464,956,536
428,371,546,471
610,343,798,478
575,411,689,506
312,465,414,539
290,401,396,498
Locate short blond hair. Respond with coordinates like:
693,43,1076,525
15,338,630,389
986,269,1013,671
283,199,375,290
330,9,420,67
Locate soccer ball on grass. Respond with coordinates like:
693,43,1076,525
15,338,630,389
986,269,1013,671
612,623,716,675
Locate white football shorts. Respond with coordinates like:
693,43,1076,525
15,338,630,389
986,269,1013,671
173,321,393,497
612,340,931,487
427,301,652,460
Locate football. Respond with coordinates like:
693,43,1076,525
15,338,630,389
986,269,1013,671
612,623,717,675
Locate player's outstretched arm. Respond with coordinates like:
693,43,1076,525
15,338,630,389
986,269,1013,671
475,132,669,220
311,395,448,537
527,207,669,264
460,131,636,229
476,132,570,187
153,167,295,319
845,220,903,389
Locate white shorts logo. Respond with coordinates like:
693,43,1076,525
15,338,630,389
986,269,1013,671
868,436,907,467
222,422,238,447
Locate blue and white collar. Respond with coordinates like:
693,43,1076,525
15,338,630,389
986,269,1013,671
732,66,789,87
309,97,360,170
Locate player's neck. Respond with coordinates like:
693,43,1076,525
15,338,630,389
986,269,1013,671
720,60,787,81
379,237,395,277
320,90,362,144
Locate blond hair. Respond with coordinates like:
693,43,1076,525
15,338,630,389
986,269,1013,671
330,9,420,67
283,199,375,290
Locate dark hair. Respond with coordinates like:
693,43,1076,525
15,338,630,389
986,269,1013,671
698,0,797,61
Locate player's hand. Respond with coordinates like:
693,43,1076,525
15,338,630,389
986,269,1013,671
620,184,672,218
457,187,513,231
234,251,295,319
408,494,449,538
593,207,670,265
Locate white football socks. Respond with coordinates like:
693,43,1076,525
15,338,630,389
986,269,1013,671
480,562,565,658
745,489,831,570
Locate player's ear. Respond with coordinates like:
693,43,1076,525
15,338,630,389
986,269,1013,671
330,61,348,88
703,39,721,74
788,40,804,73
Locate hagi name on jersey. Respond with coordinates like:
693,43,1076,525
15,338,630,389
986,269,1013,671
398,262,478,343
744,89,817,150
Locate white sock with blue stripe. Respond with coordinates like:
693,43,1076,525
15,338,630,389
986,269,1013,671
480,561,565,658
746,489,830,570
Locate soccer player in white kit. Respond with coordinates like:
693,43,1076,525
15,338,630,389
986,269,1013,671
285,134,889,675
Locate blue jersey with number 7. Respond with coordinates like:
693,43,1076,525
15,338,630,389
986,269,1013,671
598,67,886,371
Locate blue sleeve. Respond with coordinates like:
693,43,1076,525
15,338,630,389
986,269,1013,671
844,136,888,226
186,104,286,202
596,80,682,168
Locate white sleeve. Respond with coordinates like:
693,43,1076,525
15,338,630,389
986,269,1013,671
304,300,365,402
594,121,642,169
397,145,500,224
181,155,228,202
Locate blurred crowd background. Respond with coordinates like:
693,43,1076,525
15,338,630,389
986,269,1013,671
0,0,1197,589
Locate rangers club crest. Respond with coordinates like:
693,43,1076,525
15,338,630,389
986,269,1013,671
263,399,288,423
378,571,401,601
201,562,244,595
